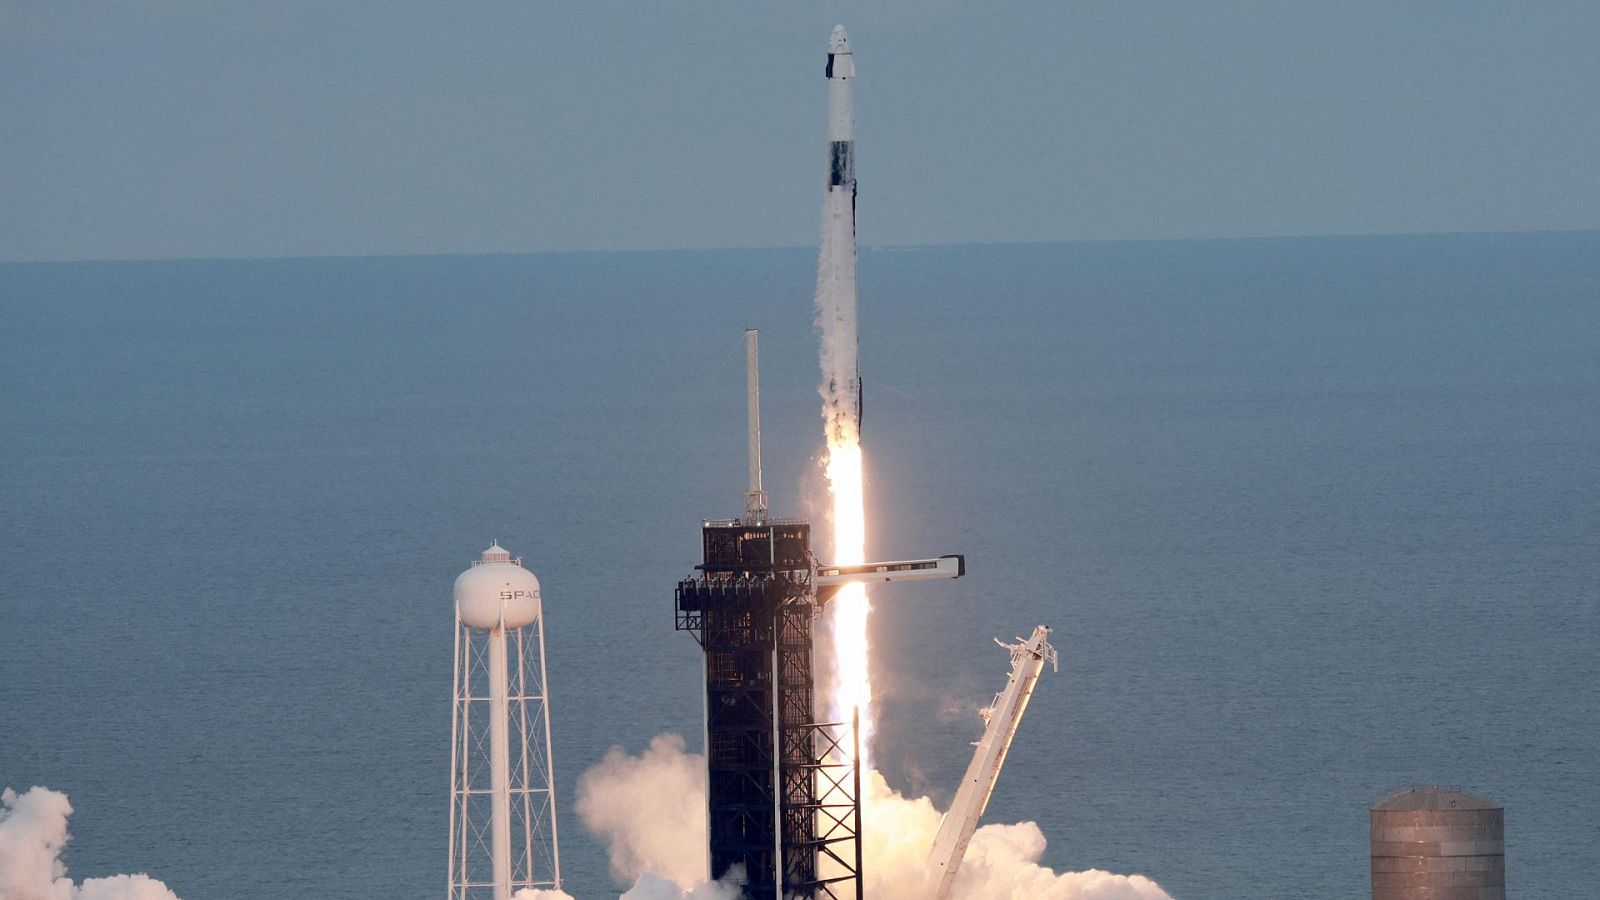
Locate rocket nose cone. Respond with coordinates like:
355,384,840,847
829,24,851,54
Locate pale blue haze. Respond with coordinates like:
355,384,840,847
3,3,1599,261
2,233,1597,897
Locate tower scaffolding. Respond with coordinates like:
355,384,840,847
674,329,964,898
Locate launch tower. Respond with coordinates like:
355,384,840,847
675,332,863,899
674,331,966,898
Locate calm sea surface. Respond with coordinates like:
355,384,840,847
3,233,1597,898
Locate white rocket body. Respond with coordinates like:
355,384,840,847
817,24,861,445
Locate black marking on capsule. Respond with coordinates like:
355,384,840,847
829,141,855,187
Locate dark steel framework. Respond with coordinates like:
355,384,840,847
788,712,864,898
675,519,862,900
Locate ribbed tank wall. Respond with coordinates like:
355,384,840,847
1370,789,1504,900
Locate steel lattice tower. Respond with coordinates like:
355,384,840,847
675,521,863,900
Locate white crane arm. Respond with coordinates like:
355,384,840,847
927,625,1058,899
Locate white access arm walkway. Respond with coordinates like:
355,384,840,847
927,625,1059,899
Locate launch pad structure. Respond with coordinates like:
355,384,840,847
674,331,863,899
674,330,964,899
675,517,863,899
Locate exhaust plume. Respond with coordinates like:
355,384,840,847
572,734,741,900
0,786,180,900
856,772,1171,900
618,872,741,900
572,737,1169,900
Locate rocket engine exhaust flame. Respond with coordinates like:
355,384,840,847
822,442,873,768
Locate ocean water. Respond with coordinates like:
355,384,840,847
2,232,1596,898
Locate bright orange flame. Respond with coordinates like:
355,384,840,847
824,439,873,770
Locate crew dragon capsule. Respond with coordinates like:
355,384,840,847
818,24,863,439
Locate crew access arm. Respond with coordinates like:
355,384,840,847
927,625,1059,899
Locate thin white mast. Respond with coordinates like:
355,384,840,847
744,328,768,523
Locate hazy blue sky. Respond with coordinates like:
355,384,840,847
3,2,1597,261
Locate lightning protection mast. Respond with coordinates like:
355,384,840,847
449,541,561,899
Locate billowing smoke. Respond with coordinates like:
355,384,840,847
572,734,741,900
573,733,708,888
573,736,1170,900
617,871,741,900
855,772,1170,900
0,786,180,900
519,876,743,900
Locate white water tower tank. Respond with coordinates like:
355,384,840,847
454,540,541,630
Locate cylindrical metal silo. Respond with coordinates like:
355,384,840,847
1370,787,1504,900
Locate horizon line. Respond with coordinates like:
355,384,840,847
3,226,1596,267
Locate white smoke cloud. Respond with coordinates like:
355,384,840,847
617,871,741,900
855,771,1171,900
574,733,708,888
72,879,181,900
572,734,742,900
0,786,180,900
573,736,1169,900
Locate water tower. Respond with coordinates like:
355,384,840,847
448,541,561,899
1370,787,1504,900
